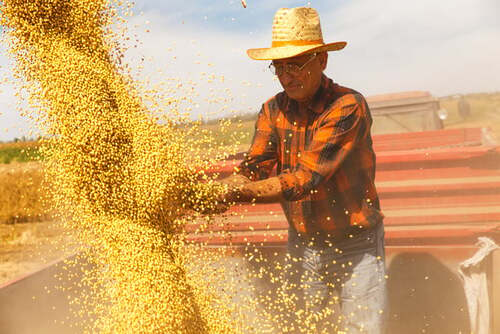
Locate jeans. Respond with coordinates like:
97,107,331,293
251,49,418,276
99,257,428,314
283,223,387,333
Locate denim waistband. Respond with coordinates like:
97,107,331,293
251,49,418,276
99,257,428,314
288,221,383,249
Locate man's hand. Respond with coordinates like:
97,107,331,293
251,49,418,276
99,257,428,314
218,174,252,204
194,174,252,215
202,198,230,215
199,174,283,215
220,174,283,204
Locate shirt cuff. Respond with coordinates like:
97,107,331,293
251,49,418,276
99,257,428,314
278,170,310,201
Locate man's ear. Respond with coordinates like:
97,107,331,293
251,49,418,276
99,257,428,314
320,52,328,70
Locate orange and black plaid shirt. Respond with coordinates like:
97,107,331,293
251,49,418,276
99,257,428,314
239,75,384,237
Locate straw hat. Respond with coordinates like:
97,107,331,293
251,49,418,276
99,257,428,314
247,7,346,61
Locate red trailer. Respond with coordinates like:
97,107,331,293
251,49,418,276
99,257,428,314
187,127,500,334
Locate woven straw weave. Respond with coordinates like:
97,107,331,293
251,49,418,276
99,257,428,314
247,7,346,60
272,8,323,43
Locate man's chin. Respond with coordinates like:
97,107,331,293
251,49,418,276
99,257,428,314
287,94,309,103
285,89,306,101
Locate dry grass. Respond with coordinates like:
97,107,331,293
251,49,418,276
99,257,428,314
0,162,49,224
0,220,75,285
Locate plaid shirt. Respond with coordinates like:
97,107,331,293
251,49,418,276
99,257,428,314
239,75,384,237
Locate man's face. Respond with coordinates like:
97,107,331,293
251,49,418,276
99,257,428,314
272,52,327,103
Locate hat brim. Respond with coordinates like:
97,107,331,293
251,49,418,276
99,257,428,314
247,41,347,60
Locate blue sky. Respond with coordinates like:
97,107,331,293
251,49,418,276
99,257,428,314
132,0,334,31
1,0,499,141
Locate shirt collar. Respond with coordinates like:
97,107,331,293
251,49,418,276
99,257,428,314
310,74,333,114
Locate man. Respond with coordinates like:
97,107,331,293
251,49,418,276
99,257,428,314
220,7,386,333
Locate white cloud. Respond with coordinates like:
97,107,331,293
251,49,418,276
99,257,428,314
320,0,500,95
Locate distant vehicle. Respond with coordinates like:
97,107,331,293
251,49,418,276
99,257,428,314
366,91,444,134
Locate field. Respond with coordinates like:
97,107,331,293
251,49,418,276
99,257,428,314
0,161,72,284
0,162,47,224
0,220,73,284
441,92,500,139
0,141,41,164
0,92,499,285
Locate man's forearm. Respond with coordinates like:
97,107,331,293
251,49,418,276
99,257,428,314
232,176,283,203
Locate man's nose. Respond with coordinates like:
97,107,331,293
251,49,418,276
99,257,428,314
279,71,294,84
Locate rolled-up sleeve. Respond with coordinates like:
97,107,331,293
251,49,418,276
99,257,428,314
278,94,368,201
238,104,278,181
